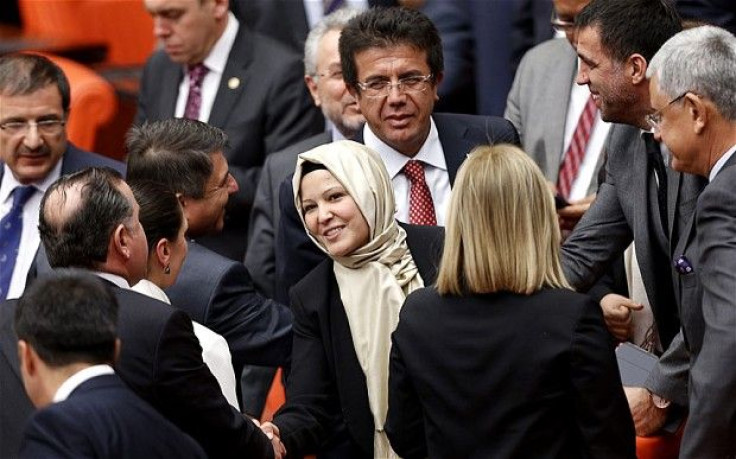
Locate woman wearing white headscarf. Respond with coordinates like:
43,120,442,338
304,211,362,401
266,140,443,458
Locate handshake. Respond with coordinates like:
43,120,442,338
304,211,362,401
252,418,287,459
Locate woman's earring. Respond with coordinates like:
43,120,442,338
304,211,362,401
164,264,171,275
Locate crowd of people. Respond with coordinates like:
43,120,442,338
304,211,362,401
1,0,735,458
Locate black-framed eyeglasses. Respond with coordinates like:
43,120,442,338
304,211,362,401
550,12,575,33
0,119,66,136
356,74,433,98
646,92,688,132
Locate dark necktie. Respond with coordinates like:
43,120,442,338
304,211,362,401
643,133,668,234
323,0,345,15
403,160,437,226
557,95,598,199
0,186,36,298
184,63,209,120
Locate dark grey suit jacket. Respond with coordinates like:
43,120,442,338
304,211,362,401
561,124,706,402
671,154,736,457
19,374,206,458
245,132,332,298
135,22,323,260
166,241,293,373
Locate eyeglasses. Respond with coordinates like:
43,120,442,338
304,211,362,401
356,74,433,98
646,92,688,132
550,12,575,33
0,119,65,136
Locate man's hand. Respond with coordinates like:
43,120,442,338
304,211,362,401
261,421,287,459
558,193,597,230
624,387,668,436
600,294,643,341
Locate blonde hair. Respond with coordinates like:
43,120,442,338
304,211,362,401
436,144,570,295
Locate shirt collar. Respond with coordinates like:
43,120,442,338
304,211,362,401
53,364,115,403
202,11,239,75
362,116,446,179
709,143,736,182
1,156,63,205
93,272,130,289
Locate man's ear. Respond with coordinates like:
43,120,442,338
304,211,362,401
112,338,122,365
112,223,130,260
18,340,36,379
628,53,648,85
433,71,444,102
686,93,709,135
305,74,321,107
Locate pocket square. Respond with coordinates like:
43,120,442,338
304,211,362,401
674,255,694,275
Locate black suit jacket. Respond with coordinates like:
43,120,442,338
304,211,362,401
386,287,636,459
19,374,206,458
273,112,520,303
272,224,444,458
136,22,323,260
166,241,293,373
0,285,273,459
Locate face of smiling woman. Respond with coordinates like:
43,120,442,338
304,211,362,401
299,168,370,257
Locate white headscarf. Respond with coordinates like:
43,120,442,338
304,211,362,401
293,140,423,458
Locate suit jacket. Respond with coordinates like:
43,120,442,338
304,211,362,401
670,154,736,457
505,37,603,195
0,285,273,459
245,132,332,298
273,112,520,303
386,288,636,459
166,241,293,373
231,0,398,54
136,22,324,260
19,374,206,458
273,224,444,458
0,143,126,294
561,124,706,402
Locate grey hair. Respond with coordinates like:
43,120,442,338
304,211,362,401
647,26,736,121
304,7,362,77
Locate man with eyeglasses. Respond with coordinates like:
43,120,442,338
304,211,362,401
0,53,125,456
560,0,707,437
646,26,736,457
0,54,125,303
273,7,519,300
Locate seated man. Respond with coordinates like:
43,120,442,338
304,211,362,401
15,272,206,458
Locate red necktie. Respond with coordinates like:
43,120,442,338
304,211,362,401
557,95,598,199
403,160,437,226
184,63,208,120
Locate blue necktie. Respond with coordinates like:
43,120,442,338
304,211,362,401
0,186,36,298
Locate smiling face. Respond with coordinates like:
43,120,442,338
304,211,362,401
299,168,370,257
576,25,639,125
144,0,227,65
351,44,441,157
0,84,67,184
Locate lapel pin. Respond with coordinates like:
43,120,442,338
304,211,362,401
228,77,240,90
674,255,694,275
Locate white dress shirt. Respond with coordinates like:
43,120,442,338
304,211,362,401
363,117,451,225
53,364,115,403
709,143,736,182
131,279,240,410
175,12,239,122
0,160,62,300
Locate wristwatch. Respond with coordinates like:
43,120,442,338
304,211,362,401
650,391,671,409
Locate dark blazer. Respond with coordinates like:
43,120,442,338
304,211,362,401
135,22,323,260
19,374,206,458
273,112,520,303
671,154,736,457
561,125,706,402
272,224,444,458
1,285,273,459
166,241,293,372
0,143,126,291
245,131,332,298
231,0,398,54
386,287,636,459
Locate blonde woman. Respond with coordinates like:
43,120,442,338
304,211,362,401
386,144,635,458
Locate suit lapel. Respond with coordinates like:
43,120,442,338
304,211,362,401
208,27,253,128
433,114,472,185
545,46,578,176
0,301,22,383
158,61,182,119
